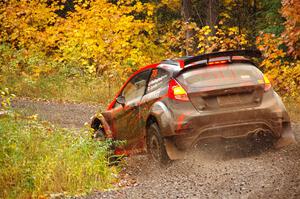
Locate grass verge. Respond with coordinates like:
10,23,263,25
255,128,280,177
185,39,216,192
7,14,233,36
0,116,117,198
1,73,122,105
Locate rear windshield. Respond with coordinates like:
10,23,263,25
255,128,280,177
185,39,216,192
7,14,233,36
177,63,263,91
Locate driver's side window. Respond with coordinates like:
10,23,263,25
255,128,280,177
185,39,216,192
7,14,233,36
115,70,151,107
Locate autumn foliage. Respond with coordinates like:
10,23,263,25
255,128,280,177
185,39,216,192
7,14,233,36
257,33,300,99
0,0,299,102
0,0,300,196
281,0,300,58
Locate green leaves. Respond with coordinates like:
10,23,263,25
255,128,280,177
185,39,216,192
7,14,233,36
0,117,117,198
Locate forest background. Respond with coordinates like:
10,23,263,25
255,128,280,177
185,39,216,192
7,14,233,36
0,0,299,106
0,0,300,197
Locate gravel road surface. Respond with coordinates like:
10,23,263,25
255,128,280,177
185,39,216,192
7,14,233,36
12,98,300,199
12,98,102,128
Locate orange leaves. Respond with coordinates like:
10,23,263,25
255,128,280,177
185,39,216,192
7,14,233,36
256,33,300,99
256,33,285,63
281,0,300,58
0,0,58,49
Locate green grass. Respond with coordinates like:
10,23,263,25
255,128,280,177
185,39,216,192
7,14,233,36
1,73,122,105
0,116,117,198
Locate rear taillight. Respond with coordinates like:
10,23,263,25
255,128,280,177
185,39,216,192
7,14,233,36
168,79,189,101
263,74,271,91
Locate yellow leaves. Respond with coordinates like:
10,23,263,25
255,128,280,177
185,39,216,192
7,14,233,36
256,33,300,99
48,0,160,77
32,66,42,78
0,87,16,110
134,2,144,12
86,64,96,74
220,12,230,19
160,0,181,11
256,33,286,63
146,3,155,16
203,27,212,36
162,19,249,57
195,25,248,54
228,27,238,36
0,0,58,50
223,0,234,6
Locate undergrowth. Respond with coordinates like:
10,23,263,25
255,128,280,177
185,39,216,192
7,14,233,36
0,115,117,198
1,73,121,105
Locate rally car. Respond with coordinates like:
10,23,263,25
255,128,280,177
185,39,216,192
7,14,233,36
91,50,296,163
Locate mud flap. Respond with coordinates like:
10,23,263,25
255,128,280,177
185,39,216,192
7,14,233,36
164,138,185,160
274,124,297,149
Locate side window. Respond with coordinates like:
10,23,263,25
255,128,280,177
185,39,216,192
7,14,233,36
147,69,169,93
122,70,151,103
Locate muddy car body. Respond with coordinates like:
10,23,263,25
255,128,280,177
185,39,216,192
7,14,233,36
91,50,296,163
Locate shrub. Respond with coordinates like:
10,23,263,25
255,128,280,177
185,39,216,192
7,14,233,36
256,33,300,100
0,117,117,198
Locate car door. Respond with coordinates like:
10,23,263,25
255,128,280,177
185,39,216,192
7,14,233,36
112,69,151,147
140,68,170,117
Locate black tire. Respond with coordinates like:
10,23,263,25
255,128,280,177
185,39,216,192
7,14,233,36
93,128,105,140
146,123,170,164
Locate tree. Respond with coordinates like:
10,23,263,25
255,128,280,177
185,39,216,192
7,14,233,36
281,0,300,58
206,0,219,29
181,0,194,55
256,0,284,36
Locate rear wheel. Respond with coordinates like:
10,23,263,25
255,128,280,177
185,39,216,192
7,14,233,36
146,123,170,164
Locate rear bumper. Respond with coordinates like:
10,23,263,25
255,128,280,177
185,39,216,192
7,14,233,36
163,90,293,150
173,120,281,150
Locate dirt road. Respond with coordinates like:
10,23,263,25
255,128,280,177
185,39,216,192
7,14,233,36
12,98,300,199
12,98,102,128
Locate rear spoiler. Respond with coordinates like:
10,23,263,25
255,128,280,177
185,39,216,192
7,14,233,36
184,50,262,66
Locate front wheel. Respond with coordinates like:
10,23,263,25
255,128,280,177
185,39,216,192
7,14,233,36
146,123,170,164
93,128,105,140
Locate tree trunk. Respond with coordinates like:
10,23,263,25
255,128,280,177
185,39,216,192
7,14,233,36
206,0,218,32
181,0,193,56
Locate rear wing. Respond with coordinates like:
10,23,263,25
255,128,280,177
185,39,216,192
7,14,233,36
161,50,262,68
183,50,262,66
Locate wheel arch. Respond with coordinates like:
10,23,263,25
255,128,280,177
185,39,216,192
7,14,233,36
90,114,113,138
91,117,102,130
146,115,158,129
146,114,184,160
145,101,174,137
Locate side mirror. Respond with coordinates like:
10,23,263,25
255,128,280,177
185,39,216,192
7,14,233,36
116,96,126,107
